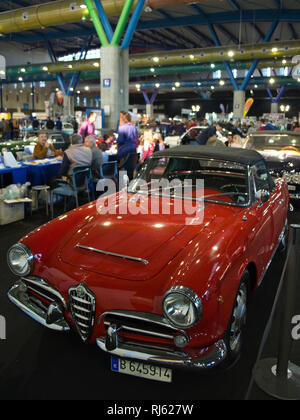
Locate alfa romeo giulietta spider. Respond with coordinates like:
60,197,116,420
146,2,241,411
7,146,289,382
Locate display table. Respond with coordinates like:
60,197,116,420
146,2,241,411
0,165,28,187
22,157,62,186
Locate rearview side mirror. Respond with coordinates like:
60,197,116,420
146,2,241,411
255,190,270,203
261,190,270,203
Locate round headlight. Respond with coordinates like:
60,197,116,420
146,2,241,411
292,173,300,185
7,243,34,276
162,286,202,329
283,172,292,183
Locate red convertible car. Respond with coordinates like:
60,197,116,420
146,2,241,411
7,146,289,382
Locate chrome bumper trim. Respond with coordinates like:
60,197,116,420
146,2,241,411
96,336,227,369
7,281,70,332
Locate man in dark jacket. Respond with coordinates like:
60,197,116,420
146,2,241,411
195,123,222,145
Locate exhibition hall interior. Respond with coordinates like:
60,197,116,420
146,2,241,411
0,0,300,403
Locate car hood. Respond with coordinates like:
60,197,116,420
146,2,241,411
59,193,238,281
258,150,300,171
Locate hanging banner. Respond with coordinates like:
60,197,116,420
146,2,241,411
56,90,64,105
243,98,254,117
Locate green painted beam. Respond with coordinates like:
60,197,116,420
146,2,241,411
84,0,110,47
111,0,135,46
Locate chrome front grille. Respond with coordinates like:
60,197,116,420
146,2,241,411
21,276,67,309
99,310,190,347
69,283,96,342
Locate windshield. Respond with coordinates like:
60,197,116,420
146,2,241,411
246,134,300,154
183,127,206,139
129,157,249,206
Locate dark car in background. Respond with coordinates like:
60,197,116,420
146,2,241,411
244,131,300,200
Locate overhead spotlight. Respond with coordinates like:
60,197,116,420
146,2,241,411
189,54,195,60
18,77,23,81
175,82,181,87
228,51,234,57
150,68,155,72
42,66,48,71
211,85,215,90
93,62,99,67
20,68,26,73
282,59,287,64
211,63,215,68
269,78,275,84
84,86,89,91
153,57,159,63
219,80,225,86
272,47,278,53
155,83,160,88
172,87,176,91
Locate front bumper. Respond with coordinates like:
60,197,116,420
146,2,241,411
7,280,70,332
96,336,227,370
8,279,227,369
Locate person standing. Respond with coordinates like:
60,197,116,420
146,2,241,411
46,117,55,130
116,111,138,159
32,117,39,130
78,112,97,139
56,116,62,131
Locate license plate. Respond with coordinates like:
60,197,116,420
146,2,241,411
111,357,172,383
288,185,296,191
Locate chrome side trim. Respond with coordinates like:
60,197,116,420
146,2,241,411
7,281,70,332
96,337,227,370
75,244,149,265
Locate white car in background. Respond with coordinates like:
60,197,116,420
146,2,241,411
62,123,74,136
164,126,207,147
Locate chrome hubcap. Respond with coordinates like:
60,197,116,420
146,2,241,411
230,283,247,351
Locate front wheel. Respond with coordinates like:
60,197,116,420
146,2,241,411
221,271,249,369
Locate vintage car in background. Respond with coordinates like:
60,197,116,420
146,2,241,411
164,126,206,147
244,131,300,200
7,146,289,382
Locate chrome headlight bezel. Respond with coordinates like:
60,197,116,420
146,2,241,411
7,243,34,277
292,173,300,185
162,286,203,330
283,172,292,183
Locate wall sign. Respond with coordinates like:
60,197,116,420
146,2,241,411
103,79,111,88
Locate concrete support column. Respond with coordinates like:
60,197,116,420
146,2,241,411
233,90,245,119
271,102,279,113
100,45,122,130
63,95,74,117
120,48,129,112
146,104,154,119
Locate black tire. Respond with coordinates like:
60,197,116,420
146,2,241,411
221,270,250,369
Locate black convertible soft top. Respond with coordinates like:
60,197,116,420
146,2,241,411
153,145,264,166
